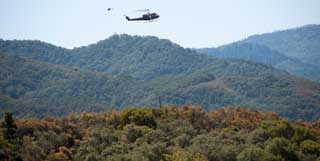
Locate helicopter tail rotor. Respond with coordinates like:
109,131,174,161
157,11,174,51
125,16,131,21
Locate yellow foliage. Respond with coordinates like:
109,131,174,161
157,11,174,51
165,149,208,161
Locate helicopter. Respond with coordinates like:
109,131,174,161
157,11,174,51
125,9,160,22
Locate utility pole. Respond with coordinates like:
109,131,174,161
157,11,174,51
158,96,162,108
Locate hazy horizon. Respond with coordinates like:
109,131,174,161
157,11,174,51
1,0,320,49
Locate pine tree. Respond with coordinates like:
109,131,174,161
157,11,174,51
1,112,17,141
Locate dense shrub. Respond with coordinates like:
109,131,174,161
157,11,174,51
120,108,157,128
1,106,320,161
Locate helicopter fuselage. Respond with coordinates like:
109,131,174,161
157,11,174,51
126,13,159,21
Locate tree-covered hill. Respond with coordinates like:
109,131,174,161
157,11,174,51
1,106,320,161
0,35,214,80
1,32,320,119
243,24,320,68
0,39,72,65
1,45,320,120
197,25,320,82
198,43,290,66
198,42,320,81
0,53,146,117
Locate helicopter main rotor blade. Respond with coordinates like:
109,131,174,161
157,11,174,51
136,9,151,12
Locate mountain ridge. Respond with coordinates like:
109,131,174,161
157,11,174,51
243,24,320,67
1,33,320,120
198,24,320,81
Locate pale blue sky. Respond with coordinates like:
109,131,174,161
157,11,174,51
1,0,319,48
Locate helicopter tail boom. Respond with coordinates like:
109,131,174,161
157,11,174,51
125,16,146,21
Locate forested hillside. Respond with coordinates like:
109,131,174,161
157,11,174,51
198,43,290,66
244,24,320,68
1,35,320,120
1,106,320,161
0,35,214,80
198,25,320,81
